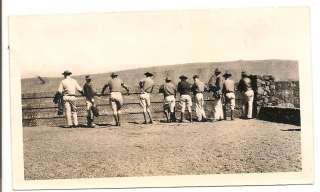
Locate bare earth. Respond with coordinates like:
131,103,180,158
23,119,301,180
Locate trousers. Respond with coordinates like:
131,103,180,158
195,93,206,121
63,95,78,126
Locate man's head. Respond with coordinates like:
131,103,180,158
144,72,154,78
223,71,232,79
165,77,171,83
179,75,188,81
62,70,72,78
241,71,248,78
111,72,118,79
85,75,91,83
214,68,221,76
193,75,199,82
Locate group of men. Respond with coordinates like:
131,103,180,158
57,68,254,128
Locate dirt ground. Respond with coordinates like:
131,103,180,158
23,119,301,180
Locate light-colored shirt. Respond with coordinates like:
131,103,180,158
139,77,154,93
159,82,176,97
223,78,235,93
58,76,82,95
107,78,124,92
192,80,206,94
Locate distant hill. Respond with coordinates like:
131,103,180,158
21,59,298,94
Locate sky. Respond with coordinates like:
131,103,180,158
9,7,310,78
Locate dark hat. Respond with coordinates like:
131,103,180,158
62,70,72,76
144,72,153,77
165,77,171,81
241,71,248,77
193,75,199,79
214,68,221,74
85,75,91,80
179,75,188,80
111,72,118,77
223,71,232,77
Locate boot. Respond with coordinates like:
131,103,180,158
231,110,234,120
147,110,153,124
223,105,227,120
170,112,176,122
143,112,148,124
180,112,185,123
189,111,193,122
87,117,92,128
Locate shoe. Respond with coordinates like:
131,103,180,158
149,121,153,124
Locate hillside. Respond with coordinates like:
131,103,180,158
21,59,298,94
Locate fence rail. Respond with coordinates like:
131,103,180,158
22,92,244,127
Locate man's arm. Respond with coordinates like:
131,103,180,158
101,84,109,95
150,85,154,94
58,82,63,94
75,81,83,95
121,82,130,94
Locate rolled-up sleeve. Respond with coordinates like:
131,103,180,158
58,82,63,93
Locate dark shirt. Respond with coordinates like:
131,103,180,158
177,81,191,95
83,82,96,100
237,77,252,92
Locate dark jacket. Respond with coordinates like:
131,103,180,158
53,92,64,115
83,82,96,100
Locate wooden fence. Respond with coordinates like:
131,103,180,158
22,92,244,127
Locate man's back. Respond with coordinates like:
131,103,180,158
160,82,176,96
238,77,252,92
58,77,81,95
83,82,96,100
108,78,124,92
223,79,235,93
140,77,154,93
192,80,206,94
177,81,191,95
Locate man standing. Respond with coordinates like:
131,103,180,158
101,73,130,126
58,70,83,128
237,71,254,119
177,75,193,123
208,68,224,121
191,75,207,122
83,75,97,128
222,71,236,120
139,72,154,124
159,77,176,123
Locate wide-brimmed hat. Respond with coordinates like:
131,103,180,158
85,75,91,80
179,75,188,80
144,72,154,77
193,75,199,79
110,72,118,77
62,70,72,76
165,77,171,81
241,71,248,77
214,68,221,74
223,71,232,77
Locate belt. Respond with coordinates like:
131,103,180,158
225,91,234,93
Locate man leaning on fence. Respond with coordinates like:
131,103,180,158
58,70,83,128
222,71,236,120
83,75,98,128
177,75,193,123
208,68,224,121
101,72,130,126
159,77,177,123
238,71,254,119
139,72,154,124
191,75,207,122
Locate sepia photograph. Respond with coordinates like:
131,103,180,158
8,7,313,189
